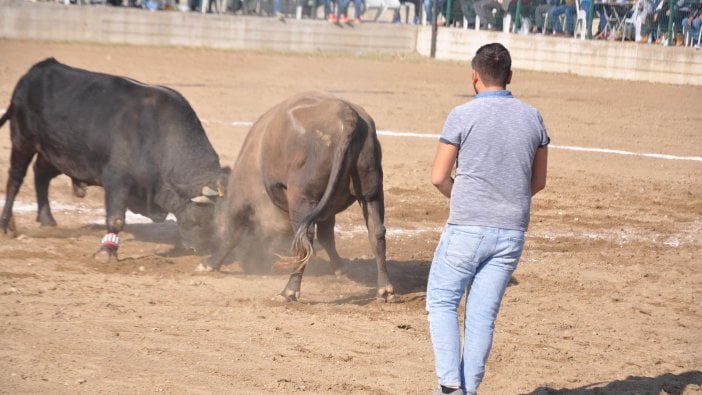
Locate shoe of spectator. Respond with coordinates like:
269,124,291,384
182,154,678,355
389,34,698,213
392,14,401,23
328,14,337,23
352,17,361,24
413,15,419,24
339,14,348,23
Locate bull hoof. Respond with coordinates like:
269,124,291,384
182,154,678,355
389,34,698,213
333,266,348,278
0,217,18,238
38,219,58,228
93,249,117,263
377,288,396,303
195,263,216,272
277,290,300,302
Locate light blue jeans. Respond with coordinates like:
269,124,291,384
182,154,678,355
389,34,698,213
426,224,524,394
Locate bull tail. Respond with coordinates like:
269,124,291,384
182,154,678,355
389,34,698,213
0,103,12,130
290,107,358,269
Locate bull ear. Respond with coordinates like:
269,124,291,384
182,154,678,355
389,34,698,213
191,196,215,205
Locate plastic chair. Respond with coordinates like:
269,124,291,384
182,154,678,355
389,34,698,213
201,0,225,13
573,0,587,39
502,13,531,33
543,8,566,34
683,21,702,47
364,0,408,21
474,6,498,30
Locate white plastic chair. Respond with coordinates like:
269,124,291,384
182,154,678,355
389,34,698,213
474,6,498,30
365,0,409,21
201,0,225,13
573,0,587,39
502,13,531,33
683,21,702,47
542,7,565,34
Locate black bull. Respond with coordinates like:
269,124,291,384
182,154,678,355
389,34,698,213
0,58,229,259
198,91,395,302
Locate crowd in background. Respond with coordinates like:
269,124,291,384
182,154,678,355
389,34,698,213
93,0,701,47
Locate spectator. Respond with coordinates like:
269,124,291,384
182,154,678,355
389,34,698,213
507,0,535,31
394,0,423,24
582,0,608,38
651,0,686,43
534,0,559,32
682,8,702,45
338,0,363,23
457,0,477,26
427,42,549,395
143,0,161,9
424,0,446,24
623,0,654,41
548,0,575,35
326,0,338,21
473,0,505,29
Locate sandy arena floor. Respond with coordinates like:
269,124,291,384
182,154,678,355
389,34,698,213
0,39,700,394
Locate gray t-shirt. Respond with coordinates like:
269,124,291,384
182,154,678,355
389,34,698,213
440,90,550,231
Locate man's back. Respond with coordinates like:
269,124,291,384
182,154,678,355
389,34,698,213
440,90,549,231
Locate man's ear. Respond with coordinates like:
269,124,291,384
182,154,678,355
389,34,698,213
472,69,480,84
505,70,513,86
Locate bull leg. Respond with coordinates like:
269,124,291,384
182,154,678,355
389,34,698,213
33,155,61,227
93,175,129,263
1,144,35,236
197,227,235,272
360,193,394,302
71,178,87,198
280,197,316,302
316,217,347,277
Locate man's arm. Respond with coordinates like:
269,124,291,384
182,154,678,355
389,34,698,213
531,146,548,196
431,142,458,198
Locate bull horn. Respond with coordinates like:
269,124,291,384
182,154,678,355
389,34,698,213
217,181,225,197
191,196,215,204
201,186,219,197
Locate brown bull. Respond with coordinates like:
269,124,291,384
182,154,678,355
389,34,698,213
198,91,394,302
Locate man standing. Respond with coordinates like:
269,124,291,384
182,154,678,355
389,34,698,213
427,43,549,395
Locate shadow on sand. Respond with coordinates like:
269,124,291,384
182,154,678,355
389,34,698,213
523,371,702,395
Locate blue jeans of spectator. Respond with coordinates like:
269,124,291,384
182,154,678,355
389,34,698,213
424,0,444,23
579,0,605,34
339,0,362,17
549,3,576,33
683,16,702,43
426,224,524,394
273,0,281,14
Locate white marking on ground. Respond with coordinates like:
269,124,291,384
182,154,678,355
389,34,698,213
7,199,176,224
198,119,702,162
3,112,700,162
3,197,698,248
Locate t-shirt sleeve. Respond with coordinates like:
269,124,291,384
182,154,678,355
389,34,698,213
536,111,550,147
439,108,463,147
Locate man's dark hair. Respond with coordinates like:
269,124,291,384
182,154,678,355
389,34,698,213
471,43,512,87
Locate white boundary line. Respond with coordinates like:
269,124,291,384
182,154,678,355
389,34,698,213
376,130,702,162
2,110,700,162
213,121,702,162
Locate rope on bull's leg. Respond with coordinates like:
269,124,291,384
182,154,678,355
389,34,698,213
101,232,120,249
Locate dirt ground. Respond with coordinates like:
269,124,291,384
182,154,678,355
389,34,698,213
0,39,700,395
